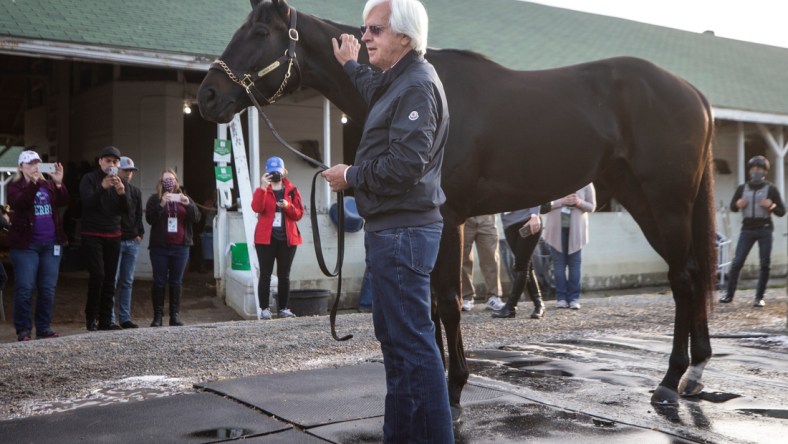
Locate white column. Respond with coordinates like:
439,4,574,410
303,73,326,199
322,97,332,212
248,106,260,188
215,123,229,295
758,123,788,199
737,122,745,185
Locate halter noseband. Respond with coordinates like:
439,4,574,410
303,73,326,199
212,7,301,105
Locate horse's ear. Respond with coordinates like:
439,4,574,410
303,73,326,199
249,0,262,9
271,0,290,18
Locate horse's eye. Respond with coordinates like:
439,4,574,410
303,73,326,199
252,25,270,38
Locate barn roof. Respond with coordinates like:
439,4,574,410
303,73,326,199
1,0,787,120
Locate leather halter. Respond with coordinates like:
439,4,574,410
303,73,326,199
211,7,301,105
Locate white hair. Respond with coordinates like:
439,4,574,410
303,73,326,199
363,0,429,55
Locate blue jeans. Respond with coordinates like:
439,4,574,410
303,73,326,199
112,240,141,324
149,246,190,289
550,227,582,304
726,225,773,299
11,243,62,334
365,222,454,444
358,267,373,310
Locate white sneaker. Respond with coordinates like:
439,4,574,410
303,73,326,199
260,308,272,320
753,298,765,308
278,308,296,318
556,300,568,309
569,301,581,310
485,296,505,311
461,299,474,311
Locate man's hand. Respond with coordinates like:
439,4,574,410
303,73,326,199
526,214,542,233
332,34,360,66
114,178,125,195
101,175,114,189
759,198,773,209
562,194,578,206
736,198,748,209
322,164,351,192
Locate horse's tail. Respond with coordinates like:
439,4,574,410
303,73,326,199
692,99,717,317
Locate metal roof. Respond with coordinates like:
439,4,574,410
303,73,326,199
2,0,787,119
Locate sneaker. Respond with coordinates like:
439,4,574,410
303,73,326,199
16,330,31,342
719,294,733,303
260,308,272,320
278,308,296,318
569,301,581,310
461,299,474,311
753,298,765,308
485,296,505,311
36,329,60,339
556,300,569,309
120,321,139,329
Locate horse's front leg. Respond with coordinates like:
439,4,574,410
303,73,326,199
433,222,468,420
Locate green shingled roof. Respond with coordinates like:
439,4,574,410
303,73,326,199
2,0,787,117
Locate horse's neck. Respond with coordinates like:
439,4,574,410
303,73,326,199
298,15,367,121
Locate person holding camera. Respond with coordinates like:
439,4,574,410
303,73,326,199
543,183,596,310
251,156,304,320
145,169,200,327
79,146,129,331
8,150,69,341
492,207,546,319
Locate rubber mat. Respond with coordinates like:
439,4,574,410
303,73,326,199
0,392,290,443
197,362,509,429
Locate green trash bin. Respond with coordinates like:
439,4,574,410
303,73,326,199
231,243,251,270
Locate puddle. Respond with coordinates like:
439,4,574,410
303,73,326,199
738,409,788,420
189,427,252,439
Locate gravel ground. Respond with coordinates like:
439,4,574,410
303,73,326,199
1,276,786,421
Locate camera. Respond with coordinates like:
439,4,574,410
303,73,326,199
269,172,282,182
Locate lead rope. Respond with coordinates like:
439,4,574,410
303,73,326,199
252,94,352,341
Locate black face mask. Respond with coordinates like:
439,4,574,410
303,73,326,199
749,171,765,185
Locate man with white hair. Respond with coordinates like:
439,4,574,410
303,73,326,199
323,0,453,441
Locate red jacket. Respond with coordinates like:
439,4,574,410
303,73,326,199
252,178,304,246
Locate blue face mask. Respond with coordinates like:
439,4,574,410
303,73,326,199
749,171,765,185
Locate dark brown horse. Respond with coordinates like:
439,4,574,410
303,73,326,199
198,0,716,419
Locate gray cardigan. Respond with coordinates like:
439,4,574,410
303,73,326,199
543,183,596,254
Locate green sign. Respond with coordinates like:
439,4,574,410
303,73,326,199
213,139,230,156
215,166,233,184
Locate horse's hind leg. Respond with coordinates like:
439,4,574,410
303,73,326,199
601,164,713,404
432,220,468,420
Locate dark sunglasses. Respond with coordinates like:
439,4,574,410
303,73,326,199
360,24,386,36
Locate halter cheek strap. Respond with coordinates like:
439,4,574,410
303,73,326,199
212,7,301,105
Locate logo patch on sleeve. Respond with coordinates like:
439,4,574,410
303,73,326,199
408,111,419,121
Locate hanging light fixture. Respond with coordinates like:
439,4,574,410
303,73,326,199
182,100,192,115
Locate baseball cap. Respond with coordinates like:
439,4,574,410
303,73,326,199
266,156,285,174
100,146,121,159
18,150,41,165
119,156,138,171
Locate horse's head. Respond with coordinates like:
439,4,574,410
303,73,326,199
198,0,300,123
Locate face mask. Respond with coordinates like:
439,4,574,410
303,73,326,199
162,178,176,192
749,171,765,185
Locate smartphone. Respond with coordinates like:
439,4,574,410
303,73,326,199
39,163,56,174
168,193,183,203
108,166,119,175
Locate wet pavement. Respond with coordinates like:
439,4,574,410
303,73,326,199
2,331,786,443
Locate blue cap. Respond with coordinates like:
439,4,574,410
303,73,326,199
266,156,285,174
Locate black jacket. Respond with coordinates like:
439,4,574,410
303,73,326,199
145,193,201,247
121,182,145,240
343,50,448,232
78,168,129,235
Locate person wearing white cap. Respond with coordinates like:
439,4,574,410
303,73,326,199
109,156,144,329
7,150,69,341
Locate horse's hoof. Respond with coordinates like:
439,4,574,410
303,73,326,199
651,385,680,405
450,404,463,422
680,380,704,397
